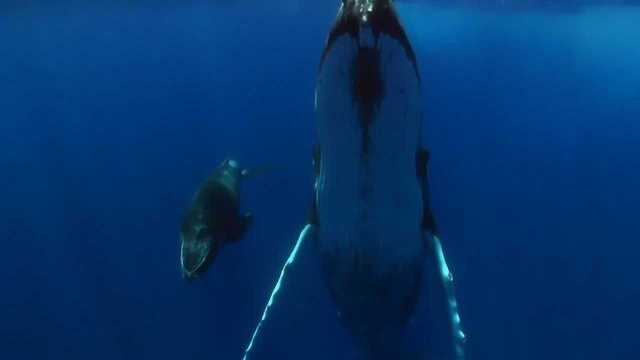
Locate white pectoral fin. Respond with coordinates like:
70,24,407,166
241,224,316,360
421,234,466,360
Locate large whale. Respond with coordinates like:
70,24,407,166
242,1,465,358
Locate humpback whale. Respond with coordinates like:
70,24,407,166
180,159,252,279
242,1,465,358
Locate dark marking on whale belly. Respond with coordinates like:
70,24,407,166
353,48,383,124
352,47,383,154
319,0,418,78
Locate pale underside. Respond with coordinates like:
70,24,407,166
315,32,423,270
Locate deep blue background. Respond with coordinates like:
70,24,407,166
1,1,638,359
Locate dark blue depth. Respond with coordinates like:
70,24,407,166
1,2,638,359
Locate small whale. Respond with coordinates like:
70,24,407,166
180,159,252,279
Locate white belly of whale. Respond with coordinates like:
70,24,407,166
315,33,423,269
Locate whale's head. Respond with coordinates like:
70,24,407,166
180,218,219,280
319,0,418,134
179,158,247,279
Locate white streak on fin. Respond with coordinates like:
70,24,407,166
432,235,466,360
241,224,315,360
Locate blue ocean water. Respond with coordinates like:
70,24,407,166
1,1,638,359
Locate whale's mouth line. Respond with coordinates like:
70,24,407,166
180,233,214,278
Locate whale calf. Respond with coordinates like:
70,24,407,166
242,1,465,358
180,159,252,279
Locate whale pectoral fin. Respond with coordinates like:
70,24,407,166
243,224,336,359
241,224,350,359
410,233,465,360
243,226,315,358
416,147,438,233
427,234,466,360
416,147,430,179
